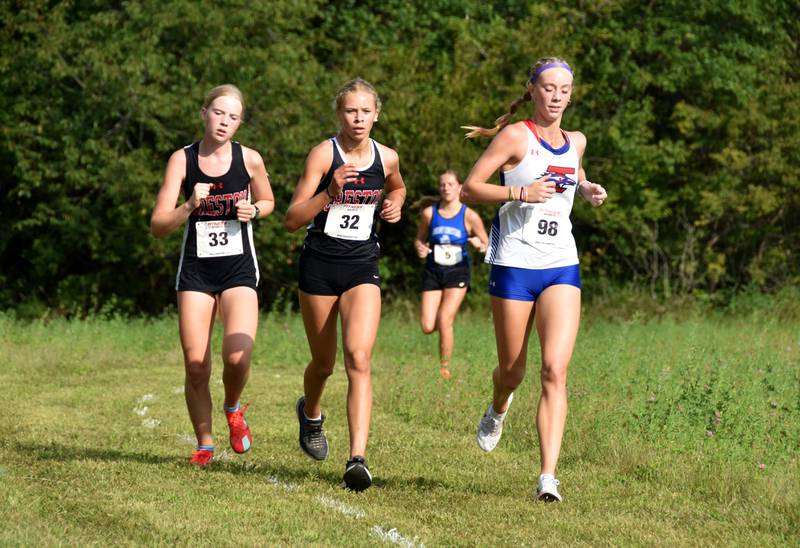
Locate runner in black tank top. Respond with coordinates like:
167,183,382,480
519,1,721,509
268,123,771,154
284,79,406,492
302,137,385,264
177,141,259,293
150,85,275,467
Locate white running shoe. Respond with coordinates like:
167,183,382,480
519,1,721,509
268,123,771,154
536,474,563,502
476,393,513,452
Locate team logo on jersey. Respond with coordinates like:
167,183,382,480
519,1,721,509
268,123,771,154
323,188,382,212
542,165,576,194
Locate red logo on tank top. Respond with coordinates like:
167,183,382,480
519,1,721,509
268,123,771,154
543,165,576,194
209,182,224,190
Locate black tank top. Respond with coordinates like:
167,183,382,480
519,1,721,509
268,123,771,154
176,141,258,287
302,138,386,263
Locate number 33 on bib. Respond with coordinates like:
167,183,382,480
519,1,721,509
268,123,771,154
324,203,376,241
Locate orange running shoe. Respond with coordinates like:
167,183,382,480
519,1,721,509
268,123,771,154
225,403,252,454
189,448,214,466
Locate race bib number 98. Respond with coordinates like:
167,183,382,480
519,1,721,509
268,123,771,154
324,203,376,241
196,220,244,258
523,207,566,247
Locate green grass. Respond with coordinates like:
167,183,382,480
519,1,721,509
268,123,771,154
1,305,798,546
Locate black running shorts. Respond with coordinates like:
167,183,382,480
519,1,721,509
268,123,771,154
421,264,470,292
298,251,381,296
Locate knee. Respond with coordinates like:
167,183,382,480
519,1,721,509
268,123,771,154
185,357,212,386
436,311,455,330
307,357,335,378
540,362,568,391
496,365,526,392
223,349,250,370
420,320,436,335
343,348,371,374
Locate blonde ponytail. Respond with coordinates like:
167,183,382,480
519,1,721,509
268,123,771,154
462,56,572,139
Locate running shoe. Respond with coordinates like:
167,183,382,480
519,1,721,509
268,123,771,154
342,456,372,492
476,392,513,452
439,366,452,380
225,403,252,454
189,449,214,466
296,396,329,460
536,475,563,502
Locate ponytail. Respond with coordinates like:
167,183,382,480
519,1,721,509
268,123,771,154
412,195,439,210
463,56,572,139
462,90,531,139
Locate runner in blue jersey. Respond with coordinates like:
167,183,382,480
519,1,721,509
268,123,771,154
284,78,406,492
150,84,274,466
413,170,487,379
461,57,607,502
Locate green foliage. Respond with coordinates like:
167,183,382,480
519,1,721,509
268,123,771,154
1,0,798,314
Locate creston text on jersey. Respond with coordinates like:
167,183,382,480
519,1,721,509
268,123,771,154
196,188,250,216
323,189,382,212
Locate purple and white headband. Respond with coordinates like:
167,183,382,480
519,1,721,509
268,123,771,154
529,62,573,83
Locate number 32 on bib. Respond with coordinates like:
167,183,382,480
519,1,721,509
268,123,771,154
324,203,376,241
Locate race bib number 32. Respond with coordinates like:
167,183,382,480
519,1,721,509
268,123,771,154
196,220,244,258
324,203,376,241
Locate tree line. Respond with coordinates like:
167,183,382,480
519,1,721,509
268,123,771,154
2,0,798,316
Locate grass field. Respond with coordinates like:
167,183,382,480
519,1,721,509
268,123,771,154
1,302,798,546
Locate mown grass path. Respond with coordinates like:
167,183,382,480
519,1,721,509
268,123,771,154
1,308,797,545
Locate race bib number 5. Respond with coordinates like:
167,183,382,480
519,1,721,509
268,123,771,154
196,220,244,258
433,244,463,266
324,203,376,241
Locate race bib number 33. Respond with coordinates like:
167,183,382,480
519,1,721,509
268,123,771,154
324,203,376,241
196,220,244,258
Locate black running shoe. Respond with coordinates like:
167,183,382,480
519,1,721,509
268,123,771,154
342,456,372,492
296,396,329,460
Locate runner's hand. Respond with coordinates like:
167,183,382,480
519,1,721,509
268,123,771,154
235,200,256,222
415,241,431,258
189,183,211,210
525,175,556,203
380,197,402,223
579,181,607,207
329,163,359,197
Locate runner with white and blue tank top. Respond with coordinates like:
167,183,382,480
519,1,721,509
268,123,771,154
150,84,275,467
414,170,487,379
461,57,607,502
285,78,406,492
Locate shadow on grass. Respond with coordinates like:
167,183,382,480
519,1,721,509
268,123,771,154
8,441,503,495
10,441,175,465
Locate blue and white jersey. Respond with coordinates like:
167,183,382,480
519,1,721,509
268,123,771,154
427,204,469,268
485,120,580,270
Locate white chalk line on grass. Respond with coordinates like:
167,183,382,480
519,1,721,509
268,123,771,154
259,474,423,545
134,393,160,428
371,526,425,548
317,495,365,519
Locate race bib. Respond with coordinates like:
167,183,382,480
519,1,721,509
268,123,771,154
196,220,244,258
522,206,567,247
433,244,463,266
324,203,376,241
